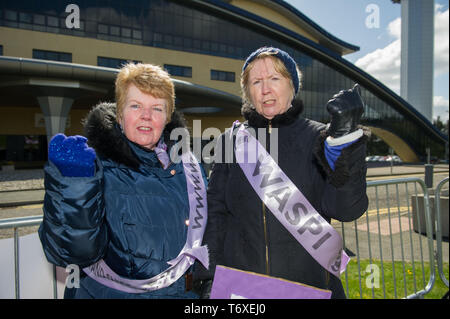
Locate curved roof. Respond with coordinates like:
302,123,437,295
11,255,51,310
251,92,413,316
191,0,447,144
0,56,242,114
199,0,359,55
259,0,360,54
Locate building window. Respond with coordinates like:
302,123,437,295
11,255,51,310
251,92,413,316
110,26,120,36
98,24,108,34
164,64,192,78
33,14,45,25
4,10,18,21
97,56,141,69
47,15,59,27
19,12,32,24
32,49,72,63
94,23,141,41
0,45,3,55
122,27,131,38
133,29,142,40
211,69,235,82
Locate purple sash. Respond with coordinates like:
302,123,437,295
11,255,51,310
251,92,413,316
83,151,209,293
234,123,349,278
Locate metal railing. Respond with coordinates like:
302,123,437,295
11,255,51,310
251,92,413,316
435,177,449,289
0,215,58,299
340,177,441,299
0,176,448,299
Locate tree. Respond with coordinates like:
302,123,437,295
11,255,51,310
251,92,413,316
433,116,448,135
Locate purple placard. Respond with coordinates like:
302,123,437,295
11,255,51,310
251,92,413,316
210,266,331,299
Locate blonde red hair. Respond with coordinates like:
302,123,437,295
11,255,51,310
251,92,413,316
115,63,175,123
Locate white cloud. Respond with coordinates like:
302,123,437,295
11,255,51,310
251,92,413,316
433,95,449,121
355,17,401,94
355,6,449,112
355,38,401,93
387,17,401,39
434,7,449,76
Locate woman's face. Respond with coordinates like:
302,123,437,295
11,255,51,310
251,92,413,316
248,57,293,120
120,83,167,150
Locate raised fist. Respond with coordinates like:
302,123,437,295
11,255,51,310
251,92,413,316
48,134,96,177
326,84,364,138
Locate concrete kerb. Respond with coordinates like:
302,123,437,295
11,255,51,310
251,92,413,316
0,189,45,207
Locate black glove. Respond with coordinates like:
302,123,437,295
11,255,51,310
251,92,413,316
326,84,364,138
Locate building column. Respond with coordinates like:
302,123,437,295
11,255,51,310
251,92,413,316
400,0,434,122
37,96,74,144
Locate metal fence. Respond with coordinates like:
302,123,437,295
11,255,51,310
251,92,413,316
0,215,58,299
339,176,449,299
0,176,448,299
435,177,449,291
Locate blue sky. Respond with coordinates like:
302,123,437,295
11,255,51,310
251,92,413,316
284,0,449,121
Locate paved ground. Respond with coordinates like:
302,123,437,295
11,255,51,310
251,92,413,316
0,168,44,192
366,163,448,179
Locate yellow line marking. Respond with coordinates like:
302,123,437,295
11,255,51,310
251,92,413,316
1,204,43,210
365,206,410,217
367,171,449,181
20,204,43,209
331,206,411,225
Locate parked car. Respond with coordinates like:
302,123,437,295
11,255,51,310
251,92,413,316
365,155,379,162
366,154,402,163
371,155,382,162
392,155,402,163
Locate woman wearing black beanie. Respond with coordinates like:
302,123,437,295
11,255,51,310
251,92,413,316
194,47,370,299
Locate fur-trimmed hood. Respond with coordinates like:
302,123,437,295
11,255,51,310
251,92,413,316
82,102,187,170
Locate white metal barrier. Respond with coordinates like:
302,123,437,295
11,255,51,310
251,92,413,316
0,215,60,299
339,177,448,299
0,177,448,299
435,177,449,290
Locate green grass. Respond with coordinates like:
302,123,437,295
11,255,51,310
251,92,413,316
341,259,449,299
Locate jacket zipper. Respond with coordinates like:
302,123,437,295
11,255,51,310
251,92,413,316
262,203,270,275
262,120,272,275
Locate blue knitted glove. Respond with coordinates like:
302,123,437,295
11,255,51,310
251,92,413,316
48,134,96,177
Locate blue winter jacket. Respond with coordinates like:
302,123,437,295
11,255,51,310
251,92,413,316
39,103,203,298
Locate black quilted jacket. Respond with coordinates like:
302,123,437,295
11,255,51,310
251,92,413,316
194,101,369,299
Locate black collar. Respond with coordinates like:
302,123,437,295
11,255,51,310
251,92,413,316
242,99,304,128
83,102,187,170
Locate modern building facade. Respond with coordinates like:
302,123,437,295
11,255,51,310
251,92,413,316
0,0,447,168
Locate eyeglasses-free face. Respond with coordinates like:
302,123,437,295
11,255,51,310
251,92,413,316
248,57,294,120
119,83,167,150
